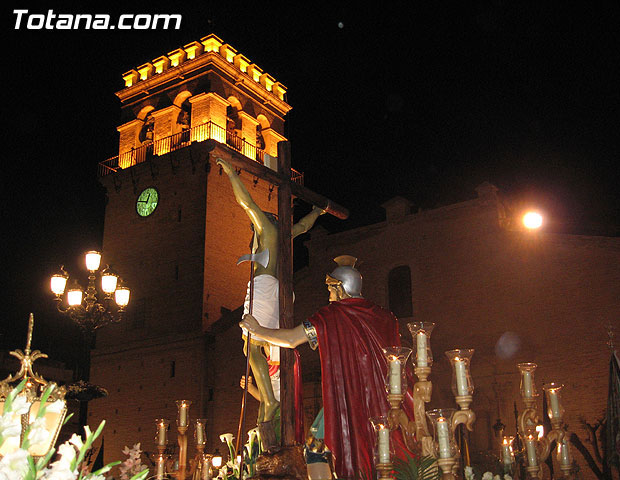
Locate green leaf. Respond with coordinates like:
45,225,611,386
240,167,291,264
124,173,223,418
24,453,37,480
4,378,27,411
90,460,121,476
36,384,55,419
62,412,74,426
394,454,440,480
74,420,106,470
36,446,56,470
129,467,150,480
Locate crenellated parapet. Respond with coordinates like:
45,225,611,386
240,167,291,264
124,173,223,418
103,34,293,175
119,34,288,105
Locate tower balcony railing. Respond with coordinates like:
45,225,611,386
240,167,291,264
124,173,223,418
98,120,303,184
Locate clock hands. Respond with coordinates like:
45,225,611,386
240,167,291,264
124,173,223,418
138,193,150,204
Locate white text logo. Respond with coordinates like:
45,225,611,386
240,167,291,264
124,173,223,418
14,10,182,30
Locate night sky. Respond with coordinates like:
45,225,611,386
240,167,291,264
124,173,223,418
2,3,619,364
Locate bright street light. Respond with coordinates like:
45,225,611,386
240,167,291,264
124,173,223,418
522,211,543,230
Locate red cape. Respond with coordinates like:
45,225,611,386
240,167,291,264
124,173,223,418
309,298,413,479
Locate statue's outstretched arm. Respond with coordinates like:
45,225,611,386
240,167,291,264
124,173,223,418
240,314,308,348
217,158,271,235
292,206,325,239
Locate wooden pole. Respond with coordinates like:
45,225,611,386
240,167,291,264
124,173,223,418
235,263,255,467
277,141,296,446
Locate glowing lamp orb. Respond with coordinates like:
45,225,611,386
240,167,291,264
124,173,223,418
50,274,68,296
67,288,83,306
523,211,543,230
115,286,131,307
85,251,102,271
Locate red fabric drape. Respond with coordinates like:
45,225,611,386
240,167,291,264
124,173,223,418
309,298,414,479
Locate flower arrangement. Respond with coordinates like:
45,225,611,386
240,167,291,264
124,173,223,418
0,380,149,480
216,428,261,480
464,466,512,480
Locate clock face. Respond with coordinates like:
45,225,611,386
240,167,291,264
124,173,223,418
136,187,159,217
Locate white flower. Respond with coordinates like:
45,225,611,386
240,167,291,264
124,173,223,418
504,475,513,480
248,427,260,444
41,462,78,480
56,441,77,465
482,472,493,480
27,417,50,445
220,433,234,445
69,433,84,450
494,475,501,480
0,413,22,440
46,399,65,414
41,442,78,480
464,466,475,480
11,396,31,416
0,448,30,480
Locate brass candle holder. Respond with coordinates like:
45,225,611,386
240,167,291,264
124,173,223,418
385,322,476,480
154,402,212,479
516,363,573,479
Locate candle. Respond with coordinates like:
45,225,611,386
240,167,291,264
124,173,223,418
157,421,167,446
156,455,165,480
389,358,402,395
502,439,513,466
416,332,428,367
525,436,538,467
436,417,451,458
202,456,213,480
454,358,468,396
196,420,205,445
178,402,189,427
548,390,561,419
377,425,390,464
558,438,572,467
522,371,533,398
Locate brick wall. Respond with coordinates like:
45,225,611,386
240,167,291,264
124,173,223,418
89,333,208,466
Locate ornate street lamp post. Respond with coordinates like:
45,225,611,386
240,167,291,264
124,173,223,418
50,250,130,428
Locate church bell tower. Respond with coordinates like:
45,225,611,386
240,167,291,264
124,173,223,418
90,34,293,463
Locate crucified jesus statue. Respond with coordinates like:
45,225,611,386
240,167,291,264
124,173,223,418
217,158,325,425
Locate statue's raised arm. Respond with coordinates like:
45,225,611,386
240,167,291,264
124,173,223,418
217,158,278,276
217,156,324,441
217,159,272,234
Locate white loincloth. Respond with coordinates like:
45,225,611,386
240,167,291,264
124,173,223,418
242,274,280,366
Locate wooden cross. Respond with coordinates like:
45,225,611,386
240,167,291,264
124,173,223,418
208,139,348,445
